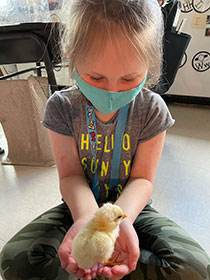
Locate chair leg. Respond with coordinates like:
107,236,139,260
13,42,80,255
36,62,42,77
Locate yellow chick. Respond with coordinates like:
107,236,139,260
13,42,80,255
71,203,127,270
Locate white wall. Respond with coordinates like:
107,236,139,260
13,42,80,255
168,0,210,97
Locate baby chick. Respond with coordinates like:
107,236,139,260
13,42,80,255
71,203,127,270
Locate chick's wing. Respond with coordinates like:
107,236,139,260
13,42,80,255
72,230,114,269
90,231,114,263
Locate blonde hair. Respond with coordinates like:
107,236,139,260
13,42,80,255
61,0,164,88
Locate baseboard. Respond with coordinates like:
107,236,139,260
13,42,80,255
161,94,210,106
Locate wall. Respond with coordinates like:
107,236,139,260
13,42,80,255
168,0,210,97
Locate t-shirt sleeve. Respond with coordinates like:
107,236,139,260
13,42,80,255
139,93,175,143
42,91,73,136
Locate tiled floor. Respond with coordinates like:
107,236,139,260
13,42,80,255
0,102,210,279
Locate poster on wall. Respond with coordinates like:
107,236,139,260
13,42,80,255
48,0,63,22
168,0,210,98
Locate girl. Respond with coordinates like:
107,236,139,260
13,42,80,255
0,1,210,280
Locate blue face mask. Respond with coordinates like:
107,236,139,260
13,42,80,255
74,70,146,115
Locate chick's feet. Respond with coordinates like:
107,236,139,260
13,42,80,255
104,251,123,267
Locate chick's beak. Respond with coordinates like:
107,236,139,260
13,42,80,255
122,213,127,219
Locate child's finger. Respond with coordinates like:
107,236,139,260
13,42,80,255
90,263,98,278
65,265,77,275
75,268,85,278
102,266,113,278
109,266,130,280
65,260,78,275
84,273,92,280
111,264,130,275
84,268,91,274
97,266,104,275
58,243,72,268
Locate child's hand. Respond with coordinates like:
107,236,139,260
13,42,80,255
98,219,140,280
58,218,99,280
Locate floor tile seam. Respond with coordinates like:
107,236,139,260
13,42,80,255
166,213,210,231
177,154,210,168
175,135,193,163
181,136,210,151
174,160,210,173
175,135,210,167
33,197,62,215
153,169,175,205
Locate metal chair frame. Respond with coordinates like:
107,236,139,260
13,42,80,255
0,22,61,93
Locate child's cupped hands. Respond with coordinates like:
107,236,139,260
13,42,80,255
98,219,140,280
58,218,101,280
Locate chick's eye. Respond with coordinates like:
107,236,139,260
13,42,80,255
117,215,122,219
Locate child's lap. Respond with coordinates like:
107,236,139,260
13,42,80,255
0,203,209,280
0,203,73,280
132,205,210,279
134,205,206,257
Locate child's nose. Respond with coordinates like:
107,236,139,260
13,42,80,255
106,81,120,92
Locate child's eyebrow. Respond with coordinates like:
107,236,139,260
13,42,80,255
90,72,105,77
122,72,141,79
90,72,142,78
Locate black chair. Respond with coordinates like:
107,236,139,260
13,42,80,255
0,22,61,93
151,31,191,94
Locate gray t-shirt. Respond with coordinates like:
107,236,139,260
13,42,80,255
42,86,175,204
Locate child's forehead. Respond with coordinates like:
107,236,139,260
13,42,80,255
89,32,136,56
79,36,147,74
